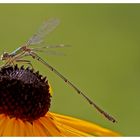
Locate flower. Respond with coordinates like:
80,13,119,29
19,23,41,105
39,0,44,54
0,65,119,136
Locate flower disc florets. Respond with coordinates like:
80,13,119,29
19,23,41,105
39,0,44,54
0,65,51,122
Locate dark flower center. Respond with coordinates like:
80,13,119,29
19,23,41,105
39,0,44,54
0,65,51,122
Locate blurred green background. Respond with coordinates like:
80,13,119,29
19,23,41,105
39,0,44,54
0,4,139,136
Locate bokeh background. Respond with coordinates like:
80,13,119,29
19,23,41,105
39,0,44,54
0,4,139,136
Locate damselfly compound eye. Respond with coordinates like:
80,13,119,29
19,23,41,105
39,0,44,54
1,52,9,60
0,65,51,122
0,55,2,61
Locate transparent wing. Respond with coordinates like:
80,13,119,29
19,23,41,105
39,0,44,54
26,18,60,46
32,43,71,49
31,43,70,56
42,44,71,49
32,49,66,56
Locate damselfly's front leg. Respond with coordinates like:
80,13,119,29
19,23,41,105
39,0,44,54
0,57,15,68
7,49,33,68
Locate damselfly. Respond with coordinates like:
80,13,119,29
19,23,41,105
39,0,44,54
0,18,117,123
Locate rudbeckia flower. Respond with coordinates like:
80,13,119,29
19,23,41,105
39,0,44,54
0,65,119,136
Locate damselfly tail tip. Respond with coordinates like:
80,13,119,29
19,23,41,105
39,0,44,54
104,112,117,123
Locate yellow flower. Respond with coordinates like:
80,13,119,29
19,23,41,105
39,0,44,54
0,112,119,136
0,65,119,136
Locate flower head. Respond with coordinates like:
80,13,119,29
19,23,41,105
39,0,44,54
0,65,119,136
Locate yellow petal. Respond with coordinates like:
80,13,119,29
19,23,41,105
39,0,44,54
24,121,33,136
32,120,50,136
8,118,26,136
1,116,14,136
50,112,120,136
0,115,9,136
56,121,92,136
39,115,62,136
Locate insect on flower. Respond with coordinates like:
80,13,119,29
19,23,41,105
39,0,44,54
0,18,117,123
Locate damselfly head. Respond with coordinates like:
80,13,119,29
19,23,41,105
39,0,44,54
0,52,9,61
